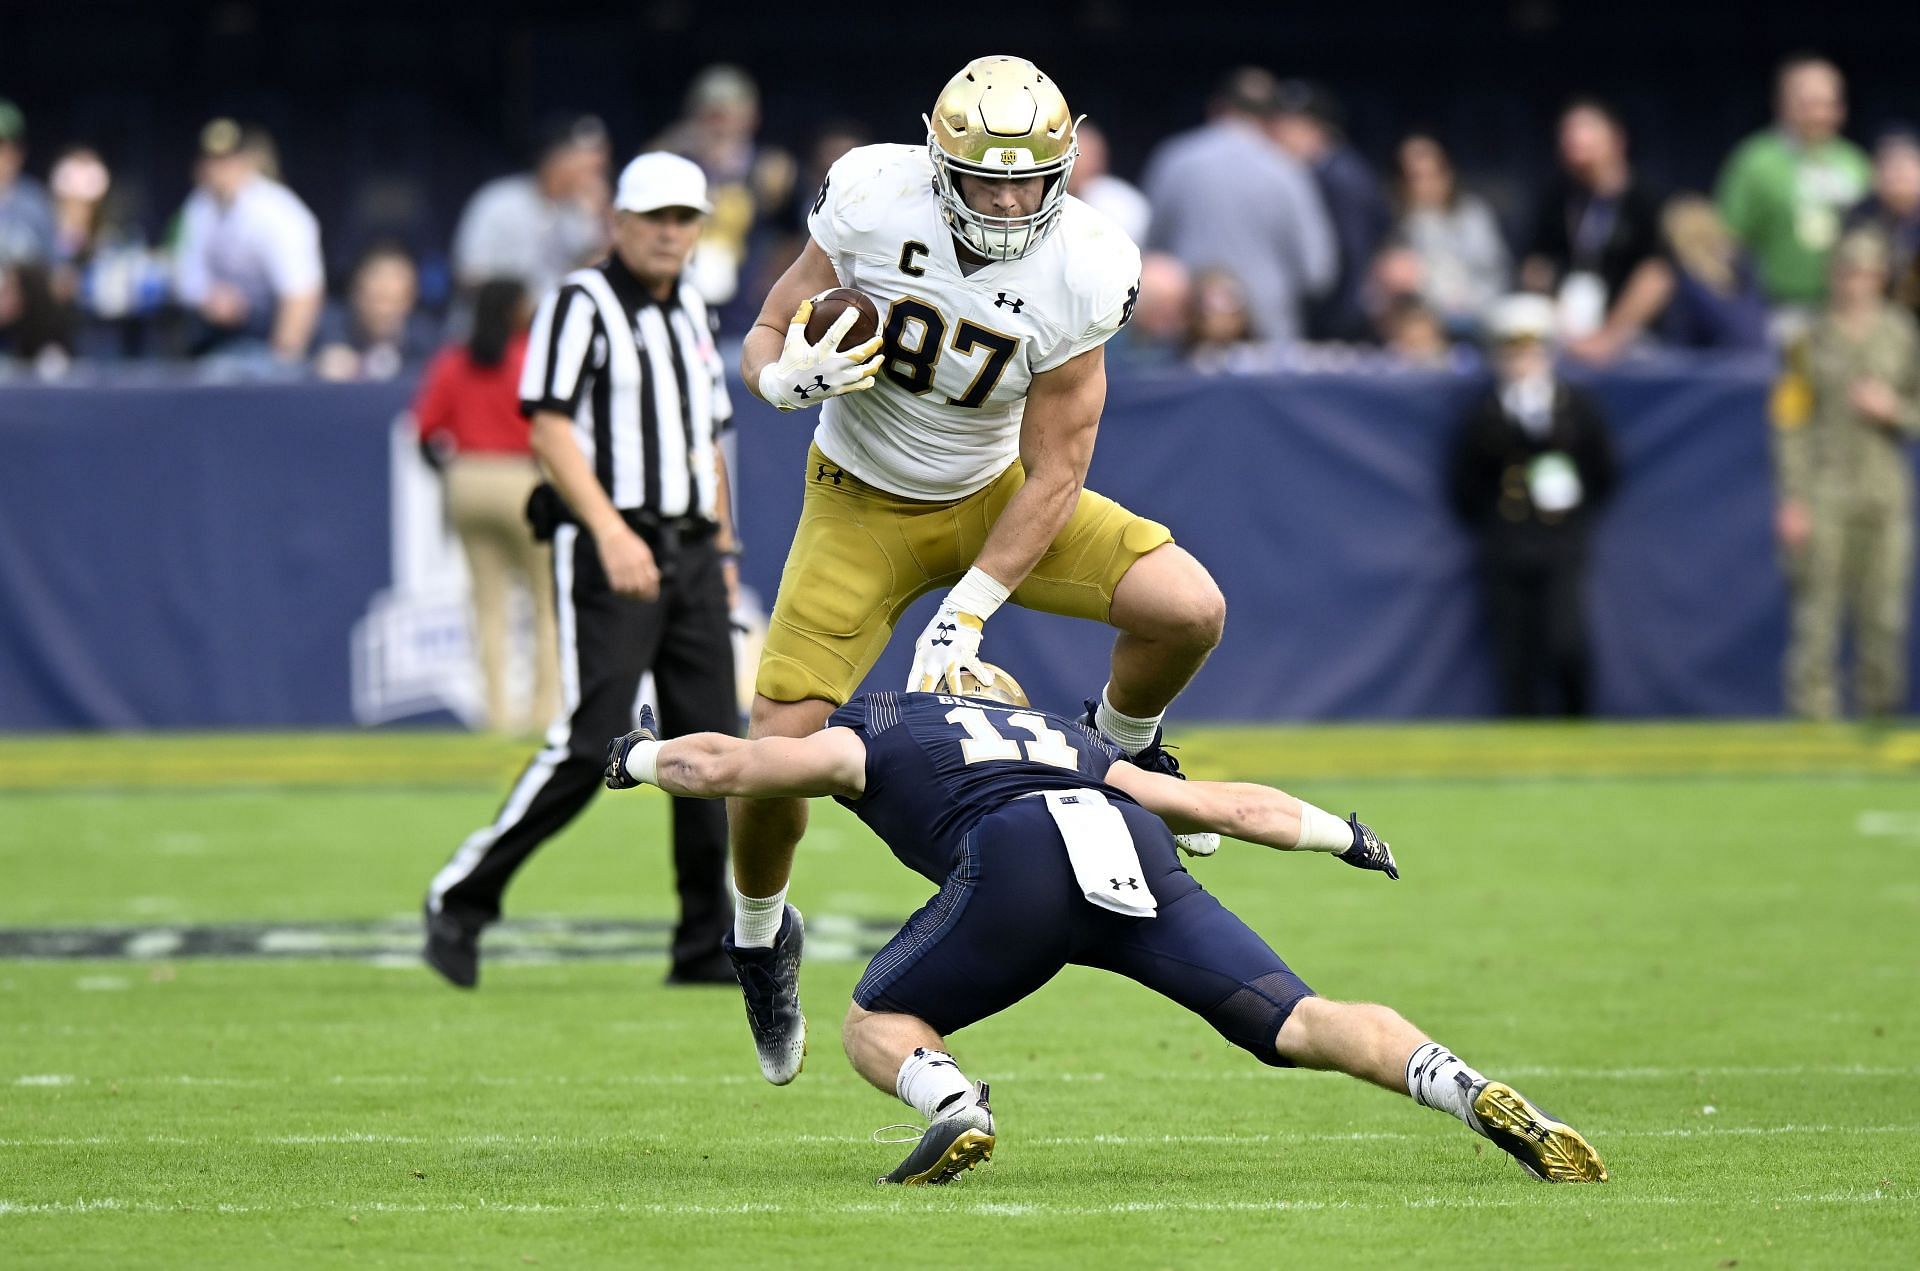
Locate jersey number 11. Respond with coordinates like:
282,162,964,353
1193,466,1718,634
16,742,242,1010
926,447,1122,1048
946,706,1079,769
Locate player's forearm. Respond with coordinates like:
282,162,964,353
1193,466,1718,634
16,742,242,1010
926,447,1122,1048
653,734,750,798
971,472,1081,590
1189,782,1308,850
740,324,786,403
653,733,844,800
1173,780,1363,856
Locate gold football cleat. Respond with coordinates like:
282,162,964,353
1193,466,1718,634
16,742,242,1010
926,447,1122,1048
879,1082,996,1185
890,1127,995,1187
1472,1081,1609,1183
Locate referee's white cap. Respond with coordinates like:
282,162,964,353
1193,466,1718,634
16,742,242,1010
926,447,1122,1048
615,152,713,215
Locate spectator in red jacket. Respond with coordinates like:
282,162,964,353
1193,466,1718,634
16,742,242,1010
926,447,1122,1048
415,278,559,733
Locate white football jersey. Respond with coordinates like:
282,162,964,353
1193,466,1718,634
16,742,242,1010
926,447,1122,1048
807,143,1142,500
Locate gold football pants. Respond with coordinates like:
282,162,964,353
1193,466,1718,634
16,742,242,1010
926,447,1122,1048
756,443,1172,704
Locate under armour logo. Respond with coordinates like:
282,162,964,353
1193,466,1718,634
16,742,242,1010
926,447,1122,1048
994,292,1025,313
792,374,829,399
1110,877,1141,891
815,463,844,485
930,620,958,648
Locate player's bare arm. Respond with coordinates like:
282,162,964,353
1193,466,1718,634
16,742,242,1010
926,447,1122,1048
529,410,659,599
904,346,1106,692
609,711,868,801
1102,760,1399,878
741,239,883,411
977,345,1105,588
742,239,837,380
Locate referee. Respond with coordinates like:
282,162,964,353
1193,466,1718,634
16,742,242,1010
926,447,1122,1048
424,152,741,988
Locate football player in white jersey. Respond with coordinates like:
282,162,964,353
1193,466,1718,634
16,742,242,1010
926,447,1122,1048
722,55,1228,1085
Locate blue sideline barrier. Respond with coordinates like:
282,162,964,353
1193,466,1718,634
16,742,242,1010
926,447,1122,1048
1,357,1914,728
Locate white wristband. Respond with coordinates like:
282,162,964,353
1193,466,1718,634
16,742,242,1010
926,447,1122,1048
624,740,663,786
756,363,793,410
1295,803,1352,854
948,566,1010,622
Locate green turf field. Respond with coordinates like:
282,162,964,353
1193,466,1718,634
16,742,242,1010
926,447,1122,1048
3,723,1917,1268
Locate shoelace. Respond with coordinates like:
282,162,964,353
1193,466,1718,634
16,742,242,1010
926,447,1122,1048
734,960,795,1033
871,1123,925,1145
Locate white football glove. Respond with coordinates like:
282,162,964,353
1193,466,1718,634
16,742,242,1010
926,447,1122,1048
1173,832,1220,858
907,601,987,693
905,568,1009,693
756,296,884,412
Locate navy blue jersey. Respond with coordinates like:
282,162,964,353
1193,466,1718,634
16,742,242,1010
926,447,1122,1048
828,691,1132,883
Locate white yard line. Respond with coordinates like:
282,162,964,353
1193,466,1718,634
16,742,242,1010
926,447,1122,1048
3,1122,1914,1150
14,1064,1915,1090
0,1191,1907,1218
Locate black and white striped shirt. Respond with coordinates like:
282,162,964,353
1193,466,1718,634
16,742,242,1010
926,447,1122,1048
519,254,733,518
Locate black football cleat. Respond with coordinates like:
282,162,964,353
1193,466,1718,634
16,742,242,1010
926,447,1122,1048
1471,1081,1609,1183
1080,697,1186,779
421,902,483,989
878,1082,996,1185
723,905,807,1084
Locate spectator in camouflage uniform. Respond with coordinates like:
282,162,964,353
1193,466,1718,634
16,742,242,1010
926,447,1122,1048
1773,229,1920,718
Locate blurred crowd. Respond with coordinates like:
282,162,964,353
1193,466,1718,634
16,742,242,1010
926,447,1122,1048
1126,59,1919,372
0,67,822,382
2,56,1917,381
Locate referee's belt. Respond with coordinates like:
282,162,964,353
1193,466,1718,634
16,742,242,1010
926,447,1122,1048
619,508,720,549
524,482,715,548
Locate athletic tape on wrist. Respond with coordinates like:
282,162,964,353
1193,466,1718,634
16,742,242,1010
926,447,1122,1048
625,740,662,786
948,566,1011,622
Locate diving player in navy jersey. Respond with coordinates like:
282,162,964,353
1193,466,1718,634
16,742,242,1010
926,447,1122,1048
606,668,1606,1188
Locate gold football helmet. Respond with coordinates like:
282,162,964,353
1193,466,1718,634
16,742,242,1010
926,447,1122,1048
925,55,1079,261
940,661,1030,708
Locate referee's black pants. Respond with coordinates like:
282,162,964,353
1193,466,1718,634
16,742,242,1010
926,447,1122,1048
429,523,738,969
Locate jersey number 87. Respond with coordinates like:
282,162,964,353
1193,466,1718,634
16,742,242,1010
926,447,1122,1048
883,298,1019,408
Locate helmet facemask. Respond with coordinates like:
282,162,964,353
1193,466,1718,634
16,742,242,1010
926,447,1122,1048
925,115,1078,262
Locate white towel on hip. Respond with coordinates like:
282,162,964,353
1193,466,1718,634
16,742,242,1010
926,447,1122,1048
1041,788,1157,919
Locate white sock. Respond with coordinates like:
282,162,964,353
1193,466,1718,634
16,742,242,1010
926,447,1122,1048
731,885,787,949
1406,1041,1489,1133
1095,684,1163,756
1295,803,1354,853
895,1047,976,1122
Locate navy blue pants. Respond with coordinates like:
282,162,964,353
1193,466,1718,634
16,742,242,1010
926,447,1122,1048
854,797,1315,1065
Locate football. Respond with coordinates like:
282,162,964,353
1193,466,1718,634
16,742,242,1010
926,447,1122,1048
803,287,881,350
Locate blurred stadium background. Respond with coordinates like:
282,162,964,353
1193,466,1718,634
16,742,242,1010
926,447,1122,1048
3,2,1918,1266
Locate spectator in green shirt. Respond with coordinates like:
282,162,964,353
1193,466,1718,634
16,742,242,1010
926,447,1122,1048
1716,56,1872,310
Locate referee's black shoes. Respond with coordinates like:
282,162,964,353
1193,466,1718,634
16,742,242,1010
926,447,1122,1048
422,903,483,989
664,949,737,986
